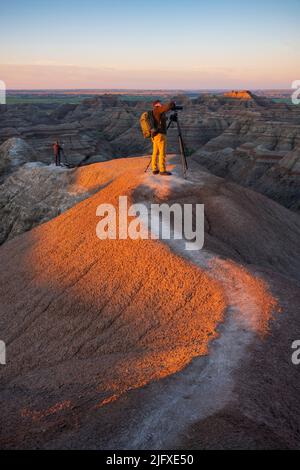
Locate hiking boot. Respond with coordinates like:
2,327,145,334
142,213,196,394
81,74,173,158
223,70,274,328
160,171,172,176
152,170,159,175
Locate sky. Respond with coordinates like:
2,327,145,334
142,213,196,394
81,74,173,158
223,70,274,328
0,0,299,89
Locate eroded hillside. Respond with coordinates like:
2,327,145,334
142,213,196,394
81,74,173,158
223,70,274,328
0,156,300,449
1,93,299,212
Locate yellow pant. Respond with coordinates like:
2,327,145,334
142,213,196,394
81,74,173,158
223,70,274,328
152,133,167,172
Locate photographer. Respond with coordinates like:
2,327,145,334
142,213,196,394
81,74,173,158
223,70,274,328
53,140,63,167
151,100,176,176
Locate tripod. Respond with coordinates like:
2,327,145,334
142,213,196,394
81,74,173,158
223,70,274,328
167,111,188,178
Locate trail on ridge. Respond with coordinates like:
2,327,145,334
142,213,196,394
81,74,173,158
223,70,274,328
1,155,299,449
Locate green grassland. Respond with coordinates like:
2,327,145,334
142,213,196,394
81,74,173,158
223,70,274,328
6,95,92,105
5,92,197,105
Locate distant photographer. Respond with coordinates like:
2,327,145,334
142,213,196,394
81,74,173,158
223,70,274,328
151,100,176,176
53,140,63,167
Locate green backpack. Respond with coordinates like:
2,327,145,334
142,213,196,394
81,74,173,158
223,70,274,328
140,111,155,139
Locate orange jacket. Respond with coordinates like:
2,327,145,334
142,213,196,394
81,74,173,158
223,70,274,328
53,143,61,155
152,102,175,134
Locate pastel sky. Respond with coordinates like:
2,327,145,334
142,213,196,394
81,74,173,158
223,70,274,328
0,0,299,89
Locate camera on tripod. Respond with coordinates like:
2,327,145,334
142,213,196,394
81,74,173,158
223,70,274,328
171,104,183,116
169,104,183,123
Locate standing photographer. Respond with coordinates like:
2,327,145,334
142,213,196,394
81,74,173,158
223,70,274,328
53,140,63,167
151,100,175,176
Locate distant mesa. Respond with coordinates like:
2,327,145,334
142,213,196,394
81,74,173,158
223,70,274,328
224,90,254,100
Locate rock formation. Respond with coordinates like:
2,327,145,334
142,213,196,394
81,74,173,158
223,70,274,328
0,155,300,449
0,137,37,177
224,90,254,100
0,162,111,245
254,150,300,212
1,93,300,215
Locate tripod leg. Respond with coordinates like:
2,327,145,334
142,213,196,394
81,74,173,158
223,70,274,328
175,118,188,179
144,157,152,173
179,135,188,178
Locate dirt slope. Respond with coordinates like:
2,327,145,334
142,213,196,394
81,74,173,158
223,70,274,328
0,156,299,449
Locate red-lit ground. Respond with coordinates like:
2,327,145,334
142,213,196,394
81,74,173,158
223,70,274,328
0,156,299,449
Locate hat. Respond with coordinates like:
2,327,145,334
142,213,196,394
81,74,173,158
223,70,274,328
153,100,162,107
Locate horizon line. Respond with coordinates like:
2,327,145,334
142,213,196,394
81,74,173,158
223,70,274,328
6,87,292,92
